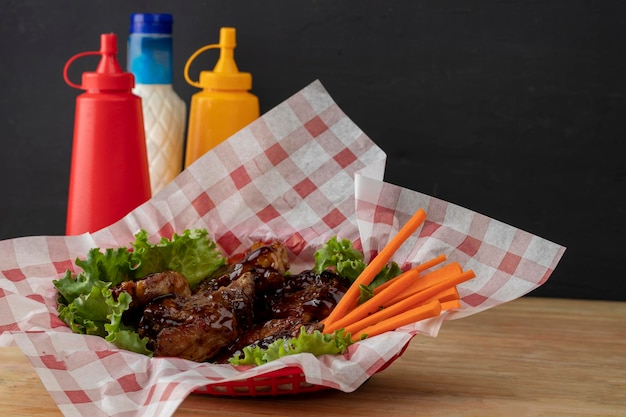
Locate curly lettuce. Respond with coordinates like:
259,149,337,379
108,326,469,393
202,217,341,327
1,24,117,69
229,327,356,366
54,229,226,355
313,236,402,303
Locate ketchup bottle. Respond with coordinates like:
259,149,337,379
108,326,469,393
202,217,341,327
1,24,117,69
183,27,259,167
64,33,151,235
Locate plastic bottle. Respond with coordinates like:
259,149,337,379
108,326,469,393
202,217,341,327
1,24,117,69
64,33,151,235
128,13,186,194
183,27,259,167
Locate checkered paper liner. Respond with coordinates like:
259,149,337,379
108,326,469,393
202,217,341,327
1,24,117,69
0,80,565,417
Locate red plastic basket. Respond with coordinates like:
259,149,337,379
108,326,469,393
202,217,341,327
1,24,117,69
194,366,329,396
194,336,412,396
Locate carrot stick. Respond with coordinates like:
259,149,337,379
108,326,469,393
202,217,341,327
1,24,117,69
441,299,461,310
324,208,427,326
340,269,475,335
413,253,448,273
351,293,463,339
428,286,460,303
350,300,442,339
384,262,463,306
392,269,474,309
372,253,447,295
323,268,420,333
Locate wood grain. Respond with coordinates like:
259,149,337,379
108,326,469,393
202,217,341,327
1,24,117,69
1,297,625,416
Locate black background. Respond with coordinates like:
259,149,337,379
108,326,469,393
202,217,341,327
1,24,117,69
1,1,624,301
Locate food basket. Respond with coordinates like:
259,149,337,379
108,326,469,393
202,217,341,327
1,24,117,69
0,80,565,417
194,340,411,396
197,366,329,396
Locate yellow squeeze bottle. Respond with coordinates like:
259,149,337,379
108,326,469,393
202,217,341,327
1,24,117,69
183,27,259,167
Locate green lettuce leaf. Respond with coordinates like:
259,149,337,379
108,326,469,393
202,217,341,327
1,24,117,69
56,280,113,336
131,229,226,289
368,261,403,289
53,229,226,356
103,290,153,356
75,246,138,286
313,236,402,302
229,327,356,366
313,236,365,281
54,246,133,306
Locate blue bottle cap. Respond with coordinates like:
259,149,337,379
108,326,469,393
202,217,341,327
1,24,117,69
128,13,174,84
130,13,173,35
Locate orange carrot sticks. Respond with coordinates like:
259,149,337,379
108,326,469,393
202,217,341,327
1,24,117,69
413,253,448,273
372,253,447,295
349,300,442,339
320,207,476,342
440,299,462,310
389,269,474,310
427,286,460,304
384,262,463,306
352,298,462,340
338,269,474,336
323,268,420,333
323,208,427,326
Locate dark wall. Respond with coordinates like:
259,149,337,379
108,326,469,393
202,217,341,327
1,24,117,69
1,1,624,301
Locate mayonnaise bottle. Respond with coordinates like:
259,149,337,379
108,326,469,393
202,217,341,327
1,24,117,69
128,13,186,194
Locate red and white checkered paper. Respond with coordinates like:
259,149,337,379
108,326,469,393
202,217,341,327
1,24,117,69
0,80,565,417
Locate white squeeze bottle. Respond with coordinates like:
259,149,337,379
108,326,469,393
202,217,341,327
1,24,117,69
128,13,186,194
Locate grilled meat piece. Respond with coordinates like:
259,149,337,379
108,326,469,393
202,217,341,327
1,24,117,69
111,270,192,325
138,272,257,362
264,269,350,322
114,240,350,363
214,269,350,363
213,317,324,363
111,270,191,307
109,241,293,362
195,241,289,294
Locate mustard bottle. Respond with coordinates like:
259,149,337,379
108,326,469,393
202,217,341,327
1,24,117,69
183,27,259,167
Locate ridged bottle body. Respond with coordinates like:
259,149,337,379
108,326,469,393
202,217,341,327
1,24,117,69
129,14,186,194
134,84,185,193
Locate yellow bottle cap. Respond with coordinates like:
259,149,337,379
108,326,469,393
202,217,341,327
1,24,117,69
185,27,252,91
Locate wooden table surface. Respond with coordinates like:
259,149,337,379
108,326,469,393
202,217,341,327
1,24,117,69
1,296,625,416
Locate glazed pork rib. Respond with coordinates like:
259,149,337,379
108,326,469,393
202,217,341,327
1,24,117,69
135,241,291,362
114,241,350,363
138,272,257,362
112,270,192,311
195,241,290,294
214,268,350,362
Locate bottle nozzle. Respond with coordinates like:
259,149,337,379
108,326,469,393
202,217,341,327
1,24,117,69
96,33,123,74
63,32,133,91
213,27,239,74
100,33,118,54
184,27,252,91
219,27,237,48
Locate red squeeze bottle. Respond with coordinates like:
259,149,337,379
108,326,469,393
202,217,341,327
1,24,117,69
64,33,151,235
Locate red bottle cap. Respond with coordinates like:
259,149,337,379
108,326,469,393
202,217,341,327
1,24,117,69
64,33,135,91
